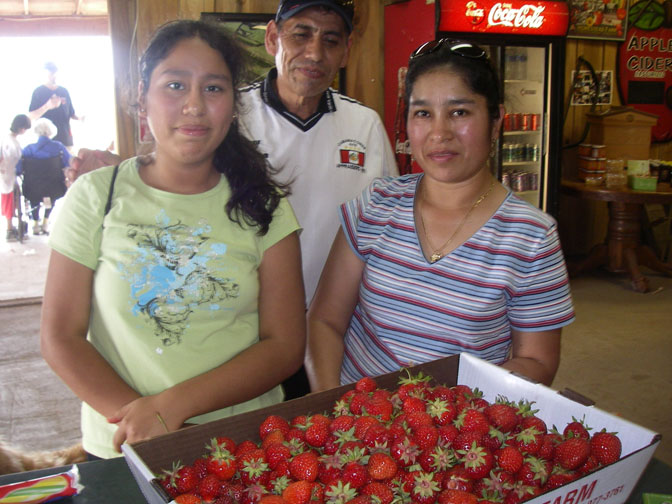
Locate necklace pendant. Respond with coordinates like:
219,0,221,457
430,253,442,263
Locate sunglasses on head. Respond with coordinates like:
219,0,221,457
410,39,488,62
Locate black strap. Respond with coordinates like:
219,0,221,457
104,165,119,217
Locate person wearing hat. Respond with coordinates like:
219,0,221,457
28,62,81,149
238,0,397,398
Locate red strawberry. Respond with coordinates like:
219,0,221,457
289,451,320,482
495,445,524,473
403,396,427,414
517,456,551,487
537,432,561,461
236,439,260,457
305,422,329,448
590,430,622,465
429,385,456,403
355,376,378,393
263,429,287,449
442,467,473,492
412,471,441,504
330,415,355,433
485,402,520,433
437,488,478,504
354,416,379,439
207,447,237,481
214,436,237,454
324,481,358,503
428,398,457,426
406,410,434,430
390,437,421,468
174,464,200,494
455,409,490,437
361,481,394,504
458,442,494,480
413,424,439,450
265,443,291,470
361,422,390,448
554,437,591,470
342,461,368,489
367,452,398,480
563,418,591,440
512,426,543,455
259,496,288,504
365,396,394,421
282,481,322,504
175,494,203,504
260,415,291,440
198,473,222,501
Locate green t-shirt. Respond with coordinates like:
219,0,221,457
49,157,301,458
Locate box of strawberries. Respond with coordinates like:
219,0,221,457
122,353,660,504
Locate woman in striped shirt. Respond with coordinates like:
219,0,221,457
305,39,574,390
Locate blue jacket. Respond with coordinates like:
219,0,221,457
17,136,71,175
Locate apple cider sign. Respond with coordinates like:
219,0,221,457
617,0,672,141
438,0,569,35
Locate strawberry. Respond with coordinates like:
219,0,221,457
355,376,378,393
554,437,591,470
354,416,379,439
427,398,457,426
290,451,320,482
590,430,622,465
263,429,287,449
238,448,270,486
207,447,237,481
174,463,200,494
367,452,398,480
361,421,390,448
365,396,394,421
305,422,329,448
412,471,441,504
537,432,561,461
442,467,473,492
214,436,237,454
512,426,543,455
406,410,434,430
342,461,368,489
390,437,422,468
325,481,357,503
458,442,494,480
563,418,591,440
517,456,551,487
412,424,439,450
455,409,490,437
429,385,456,403
495,445,524,473
361,481,394,504
175,494,203,504
403,396,427,414
282,481,323,504
418,445,455,472
266,443,292,470
330,415,355,433
261,415,291,440
437,488,479,504
259,496,288,504
237,440,260,457
198,474,223,501
158,472,179,499
438,424,460,446
485,401,519,433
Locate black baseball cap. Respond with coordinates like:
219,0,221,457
275,0,354,33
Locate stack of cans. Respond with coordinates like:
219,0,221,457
502,143,540,163
502,171,539,192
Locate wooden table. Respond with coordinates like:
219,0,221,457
561,179,672,292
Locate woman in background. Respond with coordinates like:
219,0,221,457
306,39,574,390
41,20,305,459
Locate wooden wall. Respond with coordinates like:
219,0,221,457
107,0,386,161
560,38,672,255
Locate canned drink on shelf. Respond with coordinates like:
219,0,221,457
502,144,513,163
527,144,540,162
511,113,522,131
531,113,540,131
522,113,530,131
501,171,511,187
512,172,525,192
515,144,525,162
530,172,539,190
503,113,512,132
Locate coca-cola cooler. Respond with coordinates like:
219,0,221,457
384,0,569,216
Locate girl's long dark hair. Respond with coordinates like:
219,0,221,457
139,19,287,235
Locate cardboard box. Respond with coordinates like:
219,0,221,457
122,354,661,504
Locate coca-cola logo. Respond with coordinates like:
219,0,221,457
465,1,486,25
488,3,546,28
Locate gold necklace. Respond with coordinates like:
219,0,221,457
419,179,495,263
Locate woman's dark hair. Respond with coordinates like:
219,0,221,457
405,42,502,124
10,114,31,134
139,19,287,235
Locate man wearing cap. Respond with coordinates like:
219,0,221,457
238,0,397,398
29,62,81,149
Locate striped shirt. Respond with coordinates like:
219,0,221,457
339,174,575,384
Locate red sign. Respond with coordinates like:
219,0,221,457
439,0,569,36
617,27,672,142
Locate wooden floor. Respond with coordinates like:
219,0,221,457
1,234,671,469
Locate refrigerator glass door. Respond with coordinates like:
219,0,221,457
501,46,546,209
